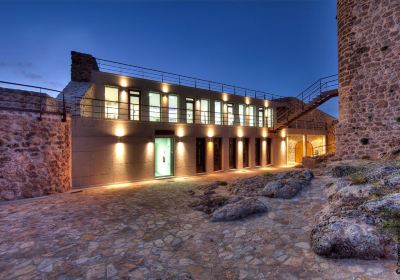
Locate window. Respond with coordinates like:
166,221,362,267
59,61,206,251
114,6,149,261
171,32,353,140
258,107,264,127
149,92,161,122
214,101,222,125
266,107,274,128
248,106,255,126
105,86,119,119
238,104,245,126
200,99,209,124
169,95,178,123
129,90,140,121
186,98,194,124
227,103,234,125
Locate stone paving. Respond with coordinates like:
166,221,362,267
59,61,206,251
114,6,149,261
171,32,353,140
0,168,398,280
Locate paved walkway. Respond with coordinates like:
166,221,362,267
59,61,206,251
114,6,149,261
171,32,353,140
0,169,398,279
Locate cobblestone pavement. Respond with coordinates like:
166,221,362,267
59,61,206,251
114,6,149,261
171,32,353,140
0,168,398,280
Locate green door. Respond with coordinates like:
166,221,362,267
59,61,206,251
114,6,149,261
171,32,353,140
155,138,174,177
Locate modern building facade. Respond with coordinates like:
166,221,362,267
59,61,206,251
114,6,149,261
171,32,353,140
61,52,336,188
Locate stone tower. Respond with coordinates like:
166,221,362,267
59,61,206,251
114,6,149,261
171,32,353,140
336,0,400,159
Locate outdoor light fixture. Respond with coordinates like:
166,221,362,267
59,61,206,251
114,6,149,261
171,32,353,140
207,137,213,142
176,136,183,142
117,136,122,143
238,137,243,142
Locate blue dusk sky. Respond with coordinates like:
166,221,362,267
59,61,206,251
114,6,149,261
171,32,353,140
0,0,338,117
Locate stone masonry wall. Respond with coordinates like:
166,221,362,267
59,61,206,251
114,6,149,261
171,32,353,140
0,92,71,200
336,0,400,159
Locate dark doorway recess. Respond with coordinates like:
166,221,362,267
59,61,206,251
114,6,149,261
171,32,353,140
243,138,249,168
255,138,261,166
196,138,206,173
266,138,272,165
213,138,222,171
229,138,237,169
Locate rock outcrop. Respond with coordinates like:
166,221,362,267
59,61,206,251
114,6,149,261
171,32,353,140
211,197,268,222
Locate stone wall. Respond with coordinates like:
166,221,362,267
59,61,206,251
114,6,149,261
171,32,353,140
336,0,400,159
0,91,71,200
71,51,99,83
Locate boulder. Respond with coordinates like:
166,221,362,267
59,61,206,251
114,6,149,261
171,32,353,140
190,196,229,214
229,175,273,196
360,193,400,218
330,164,359,178
275,169,314,181
261,178,308,199
310,213,396,259
211,197,268,222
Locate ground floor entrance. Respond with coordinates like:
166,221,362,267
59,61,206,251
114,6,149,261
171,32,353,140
155,138,174,177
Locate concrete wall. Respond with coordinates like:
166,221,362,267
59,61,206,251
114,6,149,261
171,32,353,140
72,117,284,187
336,0,400,159
0,97,71,200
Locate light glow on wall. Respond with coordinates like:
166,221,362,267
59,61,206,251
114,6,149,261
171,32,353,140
115,126,125,137
176,127,185,138
237,127,243,138
177,141,184,154
120,78,128,88
264,100,270,107
115,142,125,162
245,97,250,105
161,83,169,93
262,129,268,138
280,129,287,138
222,93,228,102
207,128,214,138
120,90,128,102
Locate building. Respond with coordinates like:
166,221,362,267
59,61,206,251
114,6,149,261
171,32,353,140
61,52,336,188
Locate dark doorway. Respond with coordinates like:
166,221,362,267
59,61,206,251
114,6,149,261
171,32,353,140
266,138,272,165
229,138,237,169
213,138,222,171
255,138,261,166
196,138,206,173
243,138,249,168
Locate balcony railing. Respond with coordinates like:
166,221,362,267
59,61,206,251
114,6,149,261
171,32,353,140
95,57,282,101
71,96,276,128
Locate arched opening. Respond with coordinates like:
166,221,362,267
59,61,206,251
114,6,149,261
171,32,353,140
295,141,313,163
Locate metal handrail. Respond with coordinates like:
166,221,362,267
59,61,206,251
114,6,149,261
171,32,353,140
71,96,276,128
0,80,66,121
95,57,282,101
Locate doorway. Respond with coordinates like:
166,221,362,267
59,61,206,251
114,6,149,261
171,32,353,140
213,138,222,171
295,141,313,163
229,138,237,169
255,138,261,166
266,138,272,165
196,138,206,173
243,138,249,168
155,138,174,177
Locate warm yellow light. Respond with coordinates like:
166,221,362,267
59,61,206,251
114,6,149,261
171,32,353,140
115,142,125,162
264,100,270,107
176,127,185,138
120,90,128,102
207,128,214,138
222,93,228,102
120,78,128,88
115,127,125,137
161,83,169,93
237,127,243,138
280,129,286,138
262,130,268,138
245,97,250,105
162,95,168,104
177,142,184,154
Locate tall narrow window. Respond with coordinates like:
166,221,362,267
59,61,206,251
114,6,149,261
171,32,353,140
227,103,234,125
129,90,140,121
186,98,194,124
214,101,222,125
248,106,255,126
200,99,209,124
149,92,161,122
238,104,245,126
258,107,264,127
169,95,178,123
105,86,119,119
266,107,274,128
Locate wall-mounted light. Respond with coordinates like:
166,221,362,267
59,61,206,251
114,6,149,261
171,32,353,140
207,137,213,142
238,137,243,142
117,136,123,143
161,83,169,93
176,136,183,142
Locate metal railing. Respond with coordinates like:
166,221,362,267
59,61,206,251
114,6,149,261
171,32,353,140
72,96,276,128
0,81,66,121
275,74,338,126
95,57,281,101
